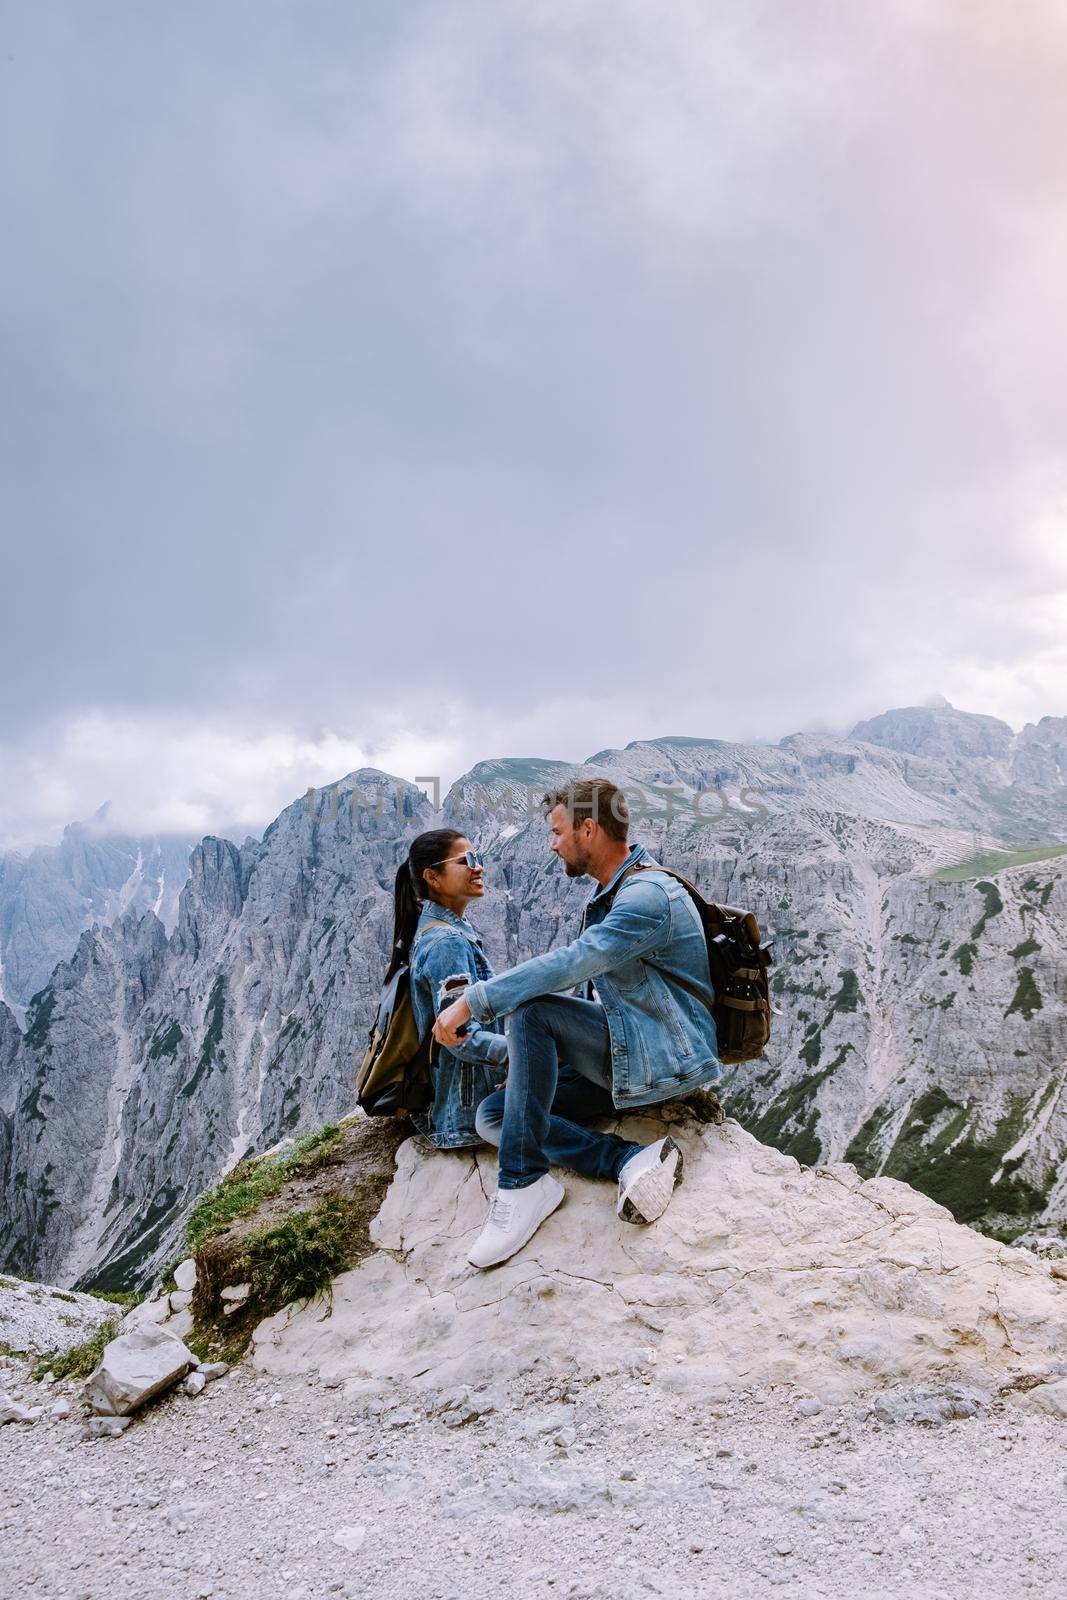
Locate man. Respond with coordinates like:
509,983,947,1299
432,779,720,1269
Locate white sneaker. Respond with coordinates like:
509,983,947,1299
467,1174,565,1269
616,1136,683,1224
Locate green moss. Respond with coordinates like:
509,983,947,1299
184,1122,344,1251
882,1091,1048,1227
827,968,861,1014
180,976,228,1100
147,1020,183,1061
242,1195,351,1308
1009,938,1041,960
31,1320,118,1383
799,1024,822,1070
1005,968,1043,1021
845,1101,893,1171
746,1057,844,1165
971,881,1003,939
895,933,922,944
954,941,977,976
936,992,956,1009
23,986,57,1051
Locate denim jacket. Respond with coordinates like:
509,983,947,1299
408,902,508,1149
466,842,720,1109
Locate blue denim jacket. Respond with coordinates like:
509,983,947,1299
408,902,508,1149
466,843,720,1109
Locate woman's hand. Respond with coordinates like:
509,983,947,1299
433,993,473,1048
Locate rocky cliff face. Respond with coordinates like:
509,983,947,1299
0,814,197,1025
1,773,431,1290
0,705,1065,1290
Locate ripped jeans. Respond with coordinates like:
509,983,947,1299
474,993,642,1190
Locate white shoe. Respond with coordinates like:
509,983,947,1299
616,1136,683,1224
467,1174,565,1268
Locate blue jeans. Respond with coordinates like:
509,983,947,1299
474,994,643,1190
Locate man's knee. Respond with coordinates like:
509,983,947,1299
475,1092,505,1146
506,997,555,1038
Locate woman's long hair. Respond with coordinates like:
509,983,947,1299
385,828,465,980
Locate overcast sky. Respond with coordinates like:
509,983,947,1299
2,2,1066,850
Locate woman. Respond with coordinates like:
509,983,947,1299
387,828,506,1149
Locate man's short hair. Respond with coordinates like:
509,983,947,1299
541,779,630,842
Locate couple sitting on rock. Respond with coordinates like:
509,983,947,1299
388,780,721,1270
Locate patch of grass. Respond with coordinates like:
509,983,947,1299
31,1320,118,1383
23,985,58,1050
86,1288,144,1310
827,968,861,1014
147,1019,183,1061
882,1090,1049,1227
0,1339,23,1357
930,844,1067,882
971,881,1003,939
954,941,977,976
1005,967,1043,1021
845,1101,894,1172
1009,938,1041,960
243,1196,351,1308
185,1122,344,1251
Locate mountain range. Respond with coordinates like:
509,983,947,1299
1,701,1064,1290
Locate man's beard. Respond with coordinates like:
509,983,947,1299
564,850,591,878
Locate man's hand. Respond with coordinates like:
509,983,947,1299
433,993,472,1048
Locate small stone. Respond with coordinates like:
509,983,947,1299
168,1290,193,1313
49,1398,71,1418
182,1371,207,1397
333,1526,367,1553
619,1468,637,1481
775,1541,793,1557
196,1362,230,1382
83,1416,131,1440
796,1398,822,1417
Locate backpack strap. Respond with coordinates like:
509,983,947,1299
596,861,718,1021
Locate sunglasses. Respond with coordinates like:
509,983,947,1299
432,849,484,871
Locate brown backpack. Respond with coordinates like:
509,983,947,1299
356,920,452,1116
608,863,774,1065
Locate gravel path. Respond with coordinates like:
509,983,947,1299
2,1354,1065,1600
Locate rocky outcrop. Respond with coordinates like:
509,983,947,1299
253,1110,1067,1405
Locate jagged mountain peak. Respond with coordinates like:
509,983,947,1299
849,703,1015,760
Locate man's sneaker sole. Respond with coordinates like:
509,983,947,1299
466,1178,565,1268
618,1137,684,1225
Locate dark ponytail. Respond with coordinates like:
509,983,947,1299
385,828,464,980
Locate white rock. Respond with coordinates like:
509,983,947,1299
49,1397,71,1418
120,1296,171,1333
332,1526,367,1553
167,1308,194,1340
173,1259,197,1292
168,1290,193,1313
221,1283,251,1316
182,1371,207,1397
0,1396,42,1424
82,1326,195,1416
1021,1377,1067,1418
251,1121,1067,1400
